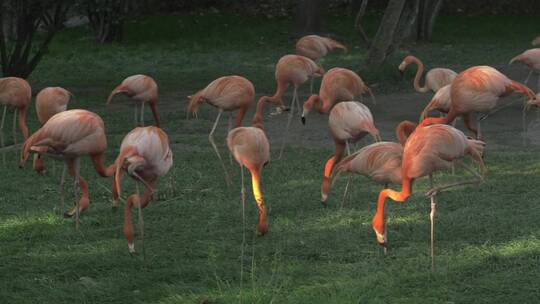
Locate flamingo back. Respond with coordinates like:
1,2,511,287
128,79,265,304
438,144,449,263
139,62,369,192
227,127,269,172
329,101,378,142
296,35,345,61
425,68,457,92
336,142,403,185
403,124,470,178
36,87,71,124
0,77,31,108
510,49,540,70
200,76,255,111
275,55,321,87
320,68,365,104
121,74,158,102
420,84,452,120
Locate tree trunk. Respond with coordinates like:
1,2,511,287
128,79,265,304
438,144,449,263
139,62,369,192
294,0,328,37
354,0,370,48
417,0,443,41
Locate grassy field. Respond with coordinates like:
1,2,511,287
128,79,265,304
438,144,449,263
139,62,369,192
1,12,540,303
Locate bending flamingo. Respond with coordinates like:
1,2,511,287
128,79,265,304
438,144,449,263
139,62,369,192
0,77,31,147
320,101,381,204
509,48,540,90
372,124,485,266
398,55,457,93
324,121,417,205
107,74,160,127
301,68,375,124
112,126,173,253
227,116,270,235
419,84,452,121
33,87,73,174
187,75,254,185
295,35,347,62
20,109,116,229
419,66,536,139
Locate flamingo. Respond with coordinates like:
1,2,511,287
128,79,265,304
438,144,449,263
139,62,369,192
419,66,536,139
295,35,347,62
0,77,31,148
112,126,173,253
257,54,324,158
398,55,457,93
324,121,417,205
320,101,381,204
107,74,160,127
33,87,73,174
419,84,452,121
187,75,254,185
509,48,540,90
301,68,375,124
20,109,116,229
227,116,270,235
372,124,486,266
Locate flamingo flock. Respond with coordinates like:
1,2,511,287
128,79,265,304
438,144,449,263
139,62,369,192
1,31,538,267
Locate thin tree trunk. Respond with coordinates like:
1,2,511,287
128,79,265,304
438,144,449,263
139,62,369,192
294,0,327,37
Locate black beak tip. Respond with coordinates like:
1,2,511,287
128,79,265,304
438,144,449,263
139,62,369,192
301,117,306,125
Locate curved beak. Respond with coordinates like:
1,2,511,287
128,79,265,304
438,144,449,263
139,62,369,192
301,116,306,125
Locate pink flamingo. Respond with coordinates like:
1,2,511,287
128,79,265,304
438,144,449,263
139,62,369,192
419,66,536,139
321,101,381,204
20,109,116,228
0,77,31,147
398,55,457,93
301,68,375,124
112,126,173,253
187,75,254,185
419,84,452,121
372,124,485,266
296,35,347,62
509,48,540,90
107,74,160,127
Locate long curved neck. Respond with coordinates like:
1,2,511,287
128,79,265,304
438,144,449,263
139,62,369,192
252,97,268,129
411,58,429,93
395,121,417,146
249,169,267,233
123,182,154,251
91,153,116,177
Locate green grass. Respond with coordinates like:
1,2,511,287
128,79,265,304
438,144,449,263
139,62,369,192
1,12,540,303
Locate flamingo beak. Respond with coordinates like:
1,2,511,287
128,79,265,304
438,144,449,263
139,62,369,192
301,116,306,125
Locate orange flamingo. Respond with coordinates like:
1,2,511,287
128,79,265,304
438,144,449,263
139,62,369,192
398,55,457,93
33,87,73,174
324,121,417,205
372,124,485,265
296,35,347,62
419,66,536,139
20,109,116,229
107,74,160,127
509,48,540,90
0,77,31,147
320,101,381,204
227,115,270,235
112,126,173,253
301,68,375,124
258,54,324,158
187,75,254,185
419,84,452,120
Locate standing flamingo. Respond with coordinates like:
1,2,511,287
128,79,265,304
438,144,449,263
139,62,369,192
320,101,381,204
301,68,375,124
20,109,116,229
107,74,160,127
33,87,73,174
509,48,540,90
187,75,254,185
323,120,417,205
419,66,536,139
398,55,457,93
227,118,270,235
0,77,31,148
257,54,324,158
372,124,485,266
112,126,173,253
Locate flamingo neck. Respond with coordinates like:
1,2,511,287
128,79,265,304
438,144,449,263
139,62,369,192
123,183,153,250
411,58,429,93
91,153,116,177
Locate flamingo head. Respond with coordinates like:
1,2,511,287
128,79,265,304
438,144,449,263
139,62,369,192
186,90,205,119
301,95,320,125
526,93,540,110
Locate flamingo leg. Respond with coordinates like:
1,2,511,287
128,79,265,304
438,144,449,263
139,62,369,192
524,69,532,85
12,108,17,145
0,105,6,164
309,77,314,95
239,164,246,293
294,87,302,116
133,102,139,127
425,161,484,197
341,141,353,207
59,163,66,217
278,87,297,160
73,158,81,230
140,102,145,127
228,112,233,165
135,182,145,259
209,109,231,186
429,174,436,270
